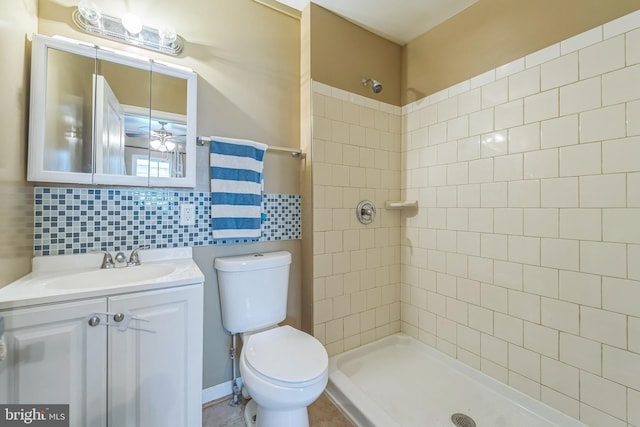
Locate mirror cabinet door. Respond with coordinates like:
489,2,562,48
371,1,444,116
93,50,151,186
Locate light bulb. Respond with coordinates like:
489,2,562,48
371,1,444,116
121,13,142,35
77,0,101,24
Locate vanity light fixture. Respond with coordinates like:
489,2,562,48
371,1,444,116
72,0,184,56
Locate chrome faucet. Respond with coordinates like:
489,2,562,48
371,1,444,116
114,251,128,268
100,251,115,269
128,245,151,266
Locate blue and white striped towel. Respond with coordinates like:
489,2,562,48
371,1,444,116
210,137,267,239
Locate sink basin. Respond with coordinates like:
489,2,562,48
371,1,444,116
45,265,176,290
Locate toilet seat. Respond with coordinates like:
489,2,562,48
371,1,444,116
243,325,328,386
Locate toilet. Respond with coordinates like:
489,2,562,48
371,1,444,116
214,251,328,427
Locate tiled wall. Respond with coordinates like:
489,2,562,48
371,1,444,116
401,11,640,427
34,187,301,256
311,82,403,355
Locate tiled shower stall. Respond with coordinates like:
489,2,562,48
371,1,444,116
313,11,640,427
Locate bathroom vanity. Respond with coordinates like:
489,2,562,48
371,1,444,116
0,248,203,427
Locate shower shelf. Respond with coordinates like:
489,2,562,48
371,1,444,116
385,200,418,209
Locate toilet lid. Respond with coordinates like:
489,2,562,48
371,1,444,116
244,325,328,384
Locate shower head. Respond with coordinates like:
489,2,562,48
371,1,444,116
362,78,383,94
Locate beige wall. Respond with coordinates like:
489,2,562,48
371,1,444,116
32,0,302,391
0,1,37,285
310,4,402,106
402,0,640,104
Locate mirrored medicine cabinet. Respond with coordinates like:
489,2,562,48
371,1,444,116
28,34,197,187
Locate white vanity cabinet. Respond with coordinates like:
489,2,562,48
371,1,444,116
0,283,203,427
0,298,108,427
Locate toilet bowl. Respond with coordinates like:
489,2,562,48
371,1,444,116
240,325,328,427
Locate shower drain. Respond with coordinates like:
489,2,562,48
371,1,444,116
451,413,476,427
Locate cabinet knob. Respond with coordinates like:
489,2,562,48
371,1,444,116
87,316,101,327
113,313,125,322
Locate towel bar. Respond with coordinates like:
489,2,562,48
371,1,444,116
197,137,305,158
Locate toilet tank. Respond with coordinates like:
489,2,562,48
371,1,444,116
214,251,291,334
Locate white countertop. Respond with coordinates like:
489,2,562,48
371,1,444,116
0,247,205,310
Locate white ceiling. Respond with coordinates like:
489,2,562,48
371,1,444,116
274,0,479,44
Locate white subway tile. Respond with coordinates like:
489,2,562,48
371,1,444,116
580,241,627,278
481,333,508,366
542,297,579,334
541,238,579,271
481,233,508,260
481,78,508,108
428,165,447,187
559,332,601,374
603,136,640,174
457,184,481,208
560,27,603,54
496,58,525,79
447,163,468,186
602,64,640,106
524,90,559,124
509,123,540,153
494,260,523,290
630,245,640,280
437,97,458,122
630,316,640,354
524,208,559,238
579,174,627,208
494,154,523,182
579,404,626,427
446,208,468,231
508,372,540,400
541,356,579,398
579,104,626,143
481,182,508,207
494,208,523,235
495,99,524,130
469,304,494,334
524,149,558,179
458,136,481,162
469,108,494,136
508,343,540,380
508,290,541,323
629,172,640,207
509,67,540,101
603,345,640,390
541,52,578,91
559,208,601,241
580,306,627,348
481,131,508,158
428,122,447,145
526,44,561,68
541,387,580,419
468,208,493,233
437,141,458,165
628,27,640,65
629,387,640,427
603,208,640,243
508,235,540,266
629,100,640,136
559,270,601,307
459,88,482,115
559,142,601,177
447,116,469,141
603,9,640,38
468,255,493,283
580,371,627,421
508,180,540,208
559,77,601,116
579,35,625,79
540,115,578,149
523,265,559,298
603,277,640,317
457,324,481,354
457,277,481,305
525,323,558,358
540,178,579,208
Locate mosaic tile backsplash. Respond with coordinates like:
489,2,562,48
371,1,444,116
33,187,301,256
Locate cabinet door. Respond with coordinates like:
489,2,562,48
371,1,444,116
0,299,108,427
107,284,203,427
